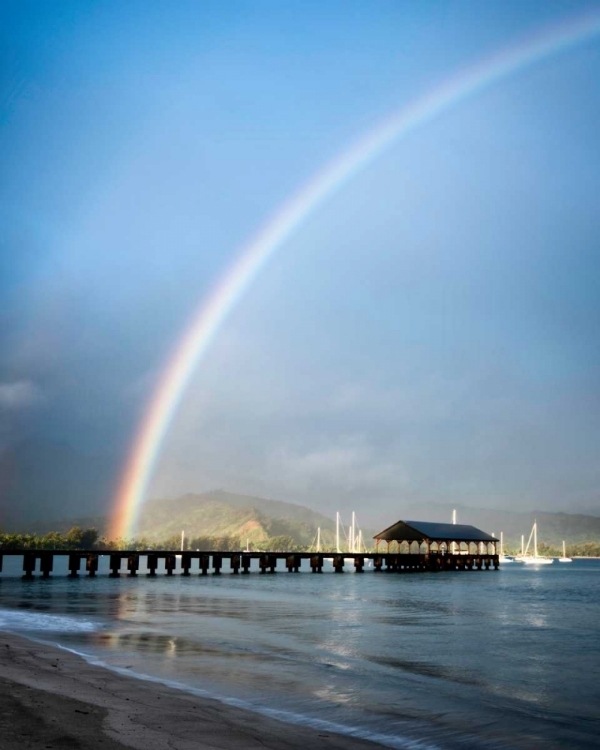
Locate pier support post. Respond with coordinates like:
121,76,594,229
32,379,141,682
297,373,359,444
354,556,364,573
109,554,121,577
199,555,209,575
241,554,251,574
68,554,80,578
373,555,383,572
333,555,344,573
146,554,157,576
86,554,99,577
181,553,192,576
493,555,499,570
0,554,3,574
286,555,299,572
230,554,240,574
40,553,53,578
259,554,268,574
212,555,222,575
22,553,36,579
165,554,177,576
127,555,139,577
310,554,322,573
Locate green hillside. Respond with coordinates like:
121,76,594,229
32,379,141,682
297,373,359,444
9,490,600,554
135,490,349,549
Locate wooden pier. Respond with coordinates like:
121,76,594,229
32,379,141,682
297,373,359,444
0,550,499,578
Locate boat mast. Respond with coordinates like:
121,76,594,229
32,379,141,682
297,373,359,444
316,527,321,553
500,531,504,556
181,530,185,552
524,523,535,557
336,512,340,553
563,540,566,558
534,521,538,558
452,509,457,554
351,511,356,553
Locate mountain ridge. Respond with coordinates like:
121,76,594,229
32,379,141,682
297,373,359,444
5,489,600,550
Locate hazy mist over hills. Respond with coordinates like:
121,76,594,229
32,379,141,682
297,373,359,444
0,438,116,528
1,437,598,534
7,489,600,551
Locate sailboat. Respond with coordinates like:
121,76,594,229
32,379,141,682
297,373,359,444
513,534,525,562
323,512,366,560
498,531,515,563
520,521,553,565
558,540,572,563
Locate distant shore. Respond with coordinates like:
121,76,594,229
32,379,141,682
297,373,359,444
0,631,383,750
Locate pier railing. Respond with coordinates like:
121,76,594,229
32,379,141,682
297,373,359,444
0,550,499,577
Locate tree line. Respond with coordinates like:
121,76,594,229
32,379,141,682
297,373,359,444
0,528,309,552
3,528,600,556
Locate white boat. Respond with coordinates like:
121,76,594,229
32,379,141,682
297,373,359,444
513,534,525,562
558,540,572,563
519,521,553,565
498,531,515,563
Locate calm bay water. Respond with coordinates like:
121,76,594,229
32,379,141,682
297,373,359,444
1,557,599,749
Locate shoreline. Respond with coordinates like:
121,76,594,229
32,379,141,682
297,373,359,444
0,631,385,750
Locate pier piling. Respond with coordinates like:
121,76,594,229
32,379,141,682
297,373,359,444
165,554,177,576
86,554,98,577
40,553,53,578
68,554,80,578
199,554,209,575
22,552,36,579
181,553,192,576
109,554,121,577
128,555,139,577
147,554,158,576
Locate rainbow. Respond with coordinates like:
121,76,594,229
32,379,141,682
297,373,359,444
109,9,600,540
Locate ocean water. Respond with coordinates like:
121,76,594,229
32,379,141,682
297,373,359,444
0,556,599,749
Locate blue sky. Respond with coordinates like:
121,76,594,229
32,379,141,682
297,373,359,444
2,1,600,525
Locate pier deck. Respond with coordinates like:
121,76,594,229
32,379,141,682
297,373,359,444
0,550,499,577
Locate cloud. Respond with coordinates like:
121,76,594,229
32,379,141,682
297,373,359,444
268,434,409,495
0,380,43,410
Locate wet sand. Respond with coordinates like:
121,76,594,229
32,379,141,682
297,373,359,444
0,632,382,750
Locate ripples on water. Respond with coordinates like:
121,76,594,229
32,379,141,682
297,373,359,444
1,556,599,749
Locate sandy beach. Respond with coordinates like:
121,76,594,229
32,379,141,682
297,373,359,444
0,632,382,750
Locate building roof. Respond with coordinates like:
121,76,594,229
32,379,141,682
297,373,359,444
373,520,497,543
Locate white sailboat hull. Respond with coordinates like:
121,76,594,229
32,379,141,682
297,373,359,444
558,542,572,562
521,556,553,565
